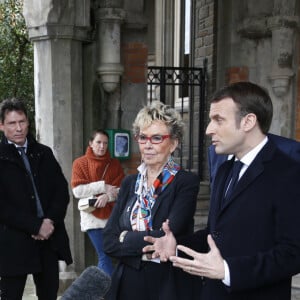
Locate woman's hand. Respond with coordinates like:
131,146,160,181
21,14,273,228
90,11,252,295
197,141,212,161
105,184,119,200
95,194,109,208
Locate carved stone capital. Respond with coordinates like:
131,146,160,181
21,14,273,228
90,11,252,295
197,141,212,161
269,72,293,97
23,0,91,41
237,17,271,39
237,15,300,39
25,24,91,42
95,7,126,23
268,16,300,30
97,63,124,93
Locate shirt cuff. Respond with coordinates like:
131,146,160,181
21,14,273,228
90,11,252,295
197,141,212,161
119,230,128,243
222,260,231,286
107,193,115,202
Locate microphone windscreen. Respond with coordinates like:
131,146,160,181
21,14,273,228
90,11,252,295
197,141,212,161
61,266,111,300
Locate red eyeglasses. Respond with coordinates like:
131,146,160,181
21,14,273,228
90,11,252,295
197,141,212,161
135,134,171,144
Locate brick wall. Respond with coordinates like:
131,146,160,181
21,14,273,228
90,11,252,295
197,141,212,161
121,152,140,176
120,42,148,174
194,0,216,181
122,42,148,84
226,66,249,84
195,0,216,88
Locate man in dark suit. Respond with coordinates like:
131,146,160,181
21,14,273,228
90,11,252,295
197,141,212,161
143,82,300,299
0,98,72,300
208,133,300,188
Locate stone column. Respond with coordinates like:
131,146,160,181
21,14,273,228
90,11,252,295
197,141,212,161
236,0,300,137
92,1,125,131
268,13,299,136
23,0,91,291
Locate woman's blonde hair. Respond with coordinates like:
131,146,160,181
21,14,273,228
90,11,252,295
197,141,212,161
132,101,185,143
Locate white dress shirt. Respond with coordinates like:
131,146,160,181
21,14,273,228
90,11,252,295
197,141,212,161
222,136,268,286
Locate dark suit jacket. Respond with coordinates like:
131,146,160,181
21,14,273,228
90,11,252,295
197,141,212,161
208,133,300,187
181,140,300,299
0,135,72,276
103,170,200,300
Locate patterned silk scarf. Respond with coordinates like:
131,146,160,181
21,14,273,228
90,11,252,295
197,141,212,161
131,156,180,231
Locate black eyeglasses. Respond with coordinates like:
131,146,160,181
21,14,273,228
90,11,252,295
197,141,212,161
135,134,171,144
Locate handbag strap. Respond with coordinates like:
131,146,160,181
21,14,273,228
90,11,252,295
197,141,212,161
101,161,111,180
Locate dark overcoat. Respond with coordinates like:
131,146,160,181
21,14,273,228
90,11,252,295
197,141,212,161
103,170,200,300
0,135,72,276
208,133,300,188
182,140,300,300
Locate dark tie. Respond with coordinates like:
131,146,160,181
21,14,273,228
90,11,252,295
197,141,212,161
223,160,244,205
18,147,44,218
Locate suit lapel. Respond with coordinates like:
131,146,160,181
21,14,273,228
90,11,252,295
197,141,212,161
209,159,232,224
213,141,275,216
151,186,168,217
221,160,264,210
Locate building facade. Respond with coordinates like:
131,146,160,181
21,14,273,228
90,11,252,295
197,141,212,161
23,0,300,282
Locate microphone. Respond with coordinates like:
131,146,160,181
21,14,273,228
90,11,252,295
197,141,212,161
61,266,111,300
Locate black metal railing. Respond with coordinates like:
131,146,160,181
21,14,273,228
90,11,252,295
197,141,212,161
147,66,206,179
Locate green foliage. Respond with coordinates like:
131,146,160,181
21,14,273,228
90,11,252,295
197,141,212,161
0,0,34,118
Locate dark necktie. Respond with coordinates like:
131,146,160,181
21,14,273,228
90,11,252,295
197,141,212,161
223,160,244,205
18,147,44,218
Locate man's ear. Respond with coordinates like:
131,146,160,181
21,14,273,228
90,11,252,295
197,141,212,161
241,113,257,132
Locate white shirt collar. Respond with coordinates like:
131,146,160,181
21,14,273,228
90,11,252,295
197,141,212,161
227,136,268,179
239,136,268,167
8,139,28,150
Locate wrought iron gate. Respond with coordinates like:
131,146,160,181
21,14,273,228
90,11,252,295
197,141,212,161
147,66,206,179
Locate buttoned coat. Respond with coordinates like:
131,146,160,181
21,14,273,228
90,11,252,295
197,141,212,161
103,170,200,300
182,140,300,299
0,135,72,276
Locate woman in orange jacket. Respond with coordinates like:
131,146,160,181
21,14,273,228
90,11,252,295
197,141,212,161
71,129,125,275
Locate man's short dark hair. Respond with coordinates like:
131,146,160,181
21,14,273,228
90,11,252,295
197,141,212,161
210,81,273,134
0,98,28,123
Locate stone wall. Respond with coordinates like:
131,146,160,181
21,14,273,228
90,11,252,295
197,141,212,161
194,0,300,141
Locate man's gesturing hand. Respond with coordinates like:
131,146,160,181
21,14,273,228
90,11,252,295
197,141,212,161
169,234,225,279
143,219,177,262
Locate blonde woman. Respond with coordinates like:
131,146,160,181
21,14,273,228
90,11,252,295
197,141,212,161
103,102,200,299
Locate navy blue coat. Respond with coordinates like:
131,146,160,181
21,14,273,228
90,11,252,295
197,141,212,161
0,135,72,276
208,133,300,188
181,140,300,299
103,170,200,300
